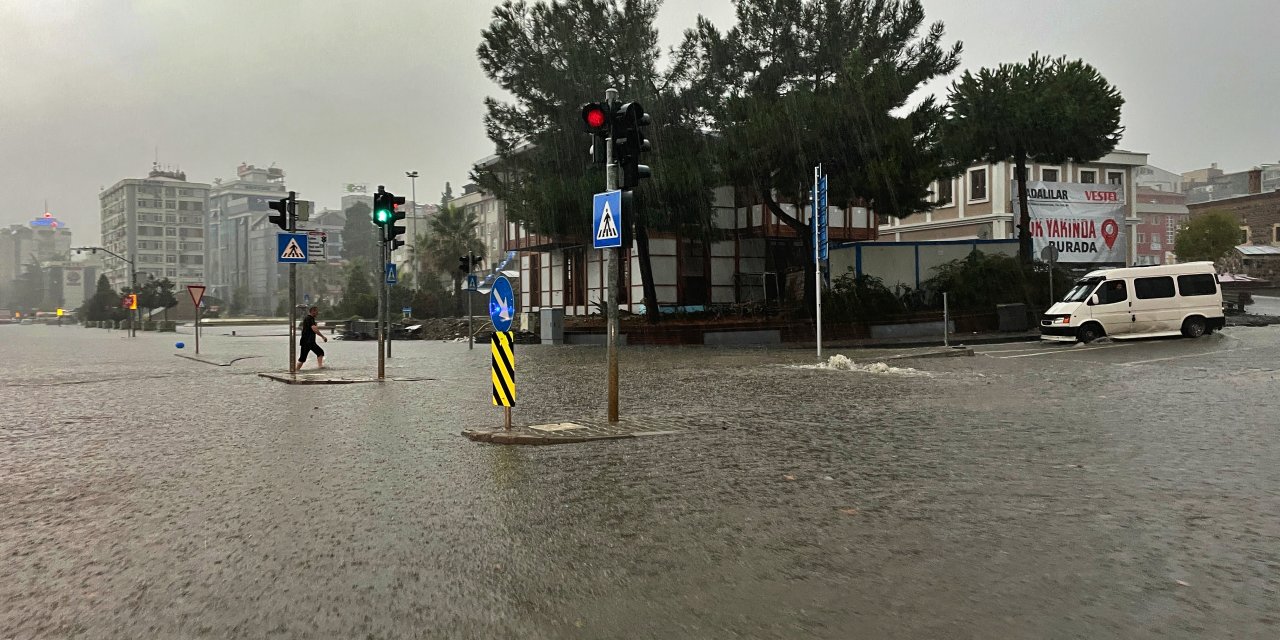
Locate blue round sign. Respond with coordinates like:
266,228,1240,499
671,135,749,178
489,276,515,333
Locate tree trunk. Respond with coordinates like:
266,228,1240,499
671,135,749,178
1015,149,1033,264
634,221,660,324
761,187,815,315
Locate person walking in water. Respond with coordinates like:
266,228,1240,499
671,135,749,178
297,306,328,370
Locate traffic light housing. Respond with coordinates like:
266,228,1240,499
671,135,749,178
458,256,470,274
383,191,407,251
373,189,393,226
582,102,613,165
268,197,289,230
615,102,652,190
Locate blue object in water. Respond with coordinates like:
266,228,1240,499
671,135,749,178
175,342,185,349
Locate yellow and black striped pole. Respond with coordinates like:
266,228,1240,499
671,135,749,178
491,331,515,429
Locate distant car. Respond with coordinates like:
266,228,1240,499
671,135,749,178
1041,261,1225,343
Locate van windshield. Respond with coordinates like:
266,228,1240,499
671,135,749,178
1061,277,1102,303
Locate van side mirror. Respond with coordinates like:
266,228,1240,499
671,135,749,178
1088,294,1099,306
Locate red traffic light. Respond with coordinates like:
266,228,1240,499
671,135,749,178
581,102,610,133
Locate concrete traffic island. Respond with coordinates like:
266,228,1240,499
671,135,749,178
463,416,710,445
257,372,434,385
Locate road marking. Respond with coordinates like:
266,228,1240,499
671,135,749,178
1000,344,1128,358
1118,348,1242,367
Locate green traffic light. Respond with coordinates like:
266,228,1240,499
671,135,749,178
374,208,391,224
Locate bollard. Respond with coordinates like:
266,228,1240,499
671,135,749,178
943,292,949,348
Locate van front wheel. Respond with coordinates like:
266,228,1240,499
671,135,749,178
1078,324,1104,343
1182,317,1207,339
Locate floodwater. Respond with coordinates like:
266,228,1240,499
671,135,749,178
3,324,1279,638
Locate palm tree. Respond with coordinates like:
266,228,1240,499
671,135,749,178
421,204,484,315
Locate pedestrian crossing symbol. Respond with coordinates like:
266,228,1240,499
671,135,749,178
277,232,309,263
592,190,623,249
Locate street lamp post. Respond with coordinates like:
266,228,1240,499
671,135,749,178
73,246,137,338
406,170,419,292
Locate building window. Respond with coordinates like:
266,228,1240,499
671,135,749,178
1042,168,1059,182
968,168,988,202
1137,233,1146,244
1166,217,1177,245
935,178,953,205
1107,171,1124,186
1272,224,1280,244
1080,170,1097,184
1240,227,1250,244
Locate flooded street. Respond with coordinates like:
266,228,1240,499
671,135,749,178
3,325,1280,638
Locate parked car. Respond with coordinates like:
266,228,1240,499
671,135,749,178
1041,262,1225,343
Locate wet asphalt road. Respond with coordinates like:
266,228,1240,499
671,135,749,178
2,323,1279,638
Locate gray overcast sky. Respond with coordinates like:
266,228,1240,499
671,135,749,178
2,0,1277,239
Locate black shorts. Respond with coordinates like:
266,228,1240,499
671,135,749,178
298,342,324,362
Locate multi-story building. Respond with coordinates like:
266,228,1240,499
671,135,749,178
1181,163,1280,205
879,151,1148,257
98,166,211,291
446,182,507,269
206,164,288,313
1188,189,1280,280
1132,187,1189,266
1134,164,1183,193
1,213,75,309
504,182,876,315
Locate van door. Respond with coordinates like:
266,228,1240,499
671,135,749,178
1132,275,1178,334
1089,279,1132,336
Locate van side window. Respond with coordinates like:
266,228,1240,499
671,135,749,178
1177,274,1217,297
1134,276,1176,299
1099,280,1127,304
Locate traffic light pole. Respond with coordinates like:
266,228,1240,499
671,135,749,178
287,191,298,374
605,87,621,423
378,239,386,380
386,241,392,360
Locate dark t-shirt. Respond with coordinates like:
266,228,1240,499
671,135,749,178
301,315,317,343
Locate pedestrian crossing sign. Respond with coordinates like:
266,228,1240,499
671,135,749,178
593,190,622,249
277,232,308,263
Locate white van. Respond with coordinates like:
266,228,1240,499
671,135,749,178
1040,262,1225,343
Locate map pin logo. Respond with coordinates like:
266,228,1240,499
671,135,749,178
1101,219,1119,249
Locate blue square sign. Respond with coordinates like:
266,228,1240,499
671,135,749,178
593,190,623,250
277,232,308,263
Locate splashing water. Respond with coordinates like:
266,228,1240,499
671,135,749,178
790,354,927,376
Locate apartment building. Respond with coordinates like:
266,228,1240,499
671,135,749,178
98,166,211,290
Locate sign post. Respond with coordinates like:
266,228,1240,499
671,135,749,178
1040,245,1060,306
385,262,398,360
187,285,206,355
594,184,624,423
489,276,517,430
813,165,827,360
275,192,303,373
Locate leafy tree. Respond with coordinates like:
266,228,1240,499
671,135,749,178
440,181,453,208
686,0,962,310
341,201,378,282
84,274,119,321
944,53,1124,262
1175,210,1240,264
419,203,484,316
334,259,377,318
137,277,178,321
474,0,719,323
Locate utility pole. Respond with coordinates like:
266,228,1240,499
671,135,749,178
604,87,620,423
384,240,391,360
468,251,475,351
406,170,419,293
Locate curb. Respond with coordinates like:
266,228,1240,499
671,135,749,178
462,429,635,445
176,354,262,367
886,347,974,360
256,373,435,385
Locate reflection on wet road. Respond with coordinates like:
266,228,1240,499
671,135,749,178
3,325,1279,638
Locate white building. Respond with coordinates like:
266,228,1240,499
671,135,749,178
98,166,211,291
878,150,1148,264
206,163,288,312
